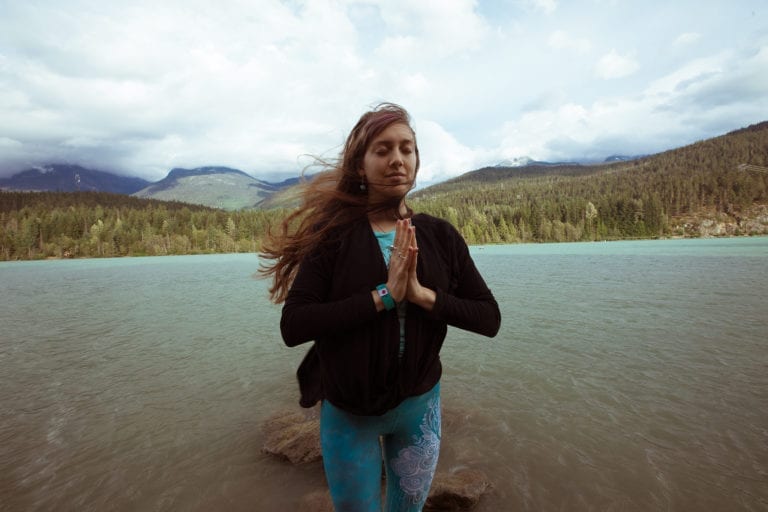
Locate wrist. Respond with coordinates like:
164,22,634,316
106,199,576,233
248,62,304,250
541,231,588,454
411,285,436,311
376,284,396,311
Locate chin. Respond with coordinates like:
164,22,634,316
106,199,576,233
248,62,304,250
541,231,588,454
372,186,410,200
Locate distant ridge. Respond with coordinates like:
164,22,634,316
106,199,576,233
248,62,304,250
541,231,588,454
407,119,768,244
3,120,766,212
1,120,766,261
423,162,596,190
137,166,274,193
132,166,289,210
494,156,534,167
0,163,303,210
726,121,768,136
0,164,149,194
604,154,645,163
494,156,583,167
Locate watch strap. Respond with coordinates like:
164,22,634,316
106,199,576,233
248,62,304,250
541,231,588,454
376,284,396,310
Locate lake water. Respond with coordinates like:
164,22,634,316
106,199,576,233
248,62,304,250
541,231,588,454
1,237,767,511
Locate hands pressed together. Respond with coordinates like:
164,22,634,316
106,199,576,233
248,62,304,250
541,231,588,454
373,219,436,312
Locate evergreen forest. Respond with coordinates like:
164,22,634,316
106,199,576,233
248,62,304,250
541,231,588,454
1,122,767,261
0,193,285,260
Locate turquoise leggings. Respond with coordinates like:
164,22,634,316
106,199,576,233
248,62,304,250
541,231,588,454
320,382,441,512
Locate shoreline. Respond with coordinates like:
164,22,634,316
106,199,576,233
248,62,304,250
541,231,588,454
1,233,765,263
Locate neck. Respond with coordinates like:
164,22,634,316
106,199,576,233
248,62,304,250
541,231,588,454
367,202,408,232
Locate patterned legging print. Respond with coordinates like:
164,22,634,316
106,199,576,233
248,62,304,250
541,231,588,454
320,383,442,512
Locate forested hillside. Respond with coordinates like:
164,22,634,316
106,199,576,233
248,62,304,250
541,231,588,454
410,122,768,243
0,192,286,260
1,122,767,260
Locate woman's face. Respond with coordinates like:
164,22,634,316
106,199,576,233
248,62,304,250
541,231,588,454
359,122,417,202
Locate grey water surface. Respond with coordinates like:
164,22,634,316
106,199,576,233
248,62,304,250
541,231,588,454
1,237,766,511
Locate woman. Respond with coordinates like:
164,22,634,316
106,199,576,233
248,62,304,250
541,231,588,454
261,103,500,511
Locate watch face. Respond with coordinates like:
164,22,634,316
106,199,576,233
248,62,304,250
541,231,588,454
379,288,389,297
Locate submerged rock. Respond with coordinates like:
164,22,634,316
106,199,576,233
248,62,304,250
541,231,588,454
261,409,321,464
298,489,334,512
425,468,491,511
263,407,492,510
297,470,491,512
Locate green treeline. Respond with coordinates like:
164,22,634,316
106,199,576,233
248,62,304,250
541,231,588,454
1,122,767,260
0,191,287,260
412,123,768,244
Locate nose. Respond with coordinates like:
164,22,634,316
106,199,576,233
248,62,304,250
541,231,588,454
390,150,403,169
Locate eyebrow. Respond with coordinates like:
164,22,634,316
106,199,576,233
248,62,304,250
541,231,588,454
371,138,414,146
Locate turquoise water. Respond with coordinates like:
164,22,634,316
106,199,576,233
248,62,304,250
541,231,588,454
1,238,767,511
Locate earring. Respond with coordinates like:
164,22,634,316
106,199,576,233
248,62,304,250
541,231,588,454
359,176,367,191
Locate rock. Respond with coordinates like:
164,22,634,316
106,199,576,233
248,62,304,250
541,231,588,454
299,470,491,512
263,407,493,510
261,409,322,464
298,489,334,512
425,468,491,511
441,405,476,432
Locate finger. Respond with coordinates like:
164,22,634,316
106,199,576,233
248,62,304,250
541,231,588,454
395,220,410,251
399,223,412,252
409,247,419,273
407,225,416,250
389,219,404,255
389,245,409,270
400,219,411,249
392,219,401,245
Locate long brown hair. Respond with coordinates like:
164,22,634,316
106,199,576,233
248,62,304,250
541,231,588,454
260,102,420,303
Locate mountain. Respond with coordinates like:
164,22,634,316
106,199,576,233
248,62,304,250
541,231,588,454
2,121,766,260
417,162,598,194
727,120,768,136
0,164,150,194
494,156,534,167
604,154,645,162
132,166,288,210
0,163,302,210
494,156,584,167
408,120,768,242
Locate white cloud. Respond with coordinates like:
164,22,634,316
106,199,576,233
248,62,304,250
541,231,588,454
496,41,768,163
548,30,592,54
645,54,725,96
0,137,22,148
414,120,482,184
402,73,431,97
0,0,373,177
0,0,765,182
674,32,701,46
527,0,558,14
374,0,490,59
595,49,640,79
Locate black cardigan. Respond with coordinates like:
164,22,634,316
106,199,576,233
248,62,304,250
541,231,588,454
280,213,501,415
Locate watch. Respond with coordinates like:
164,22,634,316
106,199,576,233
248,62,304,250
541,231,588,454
376,284,396,310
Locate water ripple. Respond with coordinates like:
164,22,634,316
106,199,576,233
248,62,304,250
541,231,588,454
1,242,767,511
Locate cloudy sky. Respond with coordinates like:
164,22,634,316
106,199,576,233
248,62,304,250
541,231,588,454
1,0,766,185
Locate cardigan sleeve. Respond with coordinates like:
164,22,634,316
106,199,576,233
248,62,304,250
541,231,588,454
280,248,380,347
430,225,501,338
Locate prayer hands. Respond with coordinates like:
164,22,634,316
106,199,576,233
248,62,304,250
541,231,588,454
384,219,436,311
384,219,415,303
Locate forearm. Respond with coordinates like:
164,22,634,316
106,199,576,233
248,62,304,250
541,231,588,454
372,285,435,312
432,289,501,337
372,289,385,312
281,291,377,346
408,284,436,312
